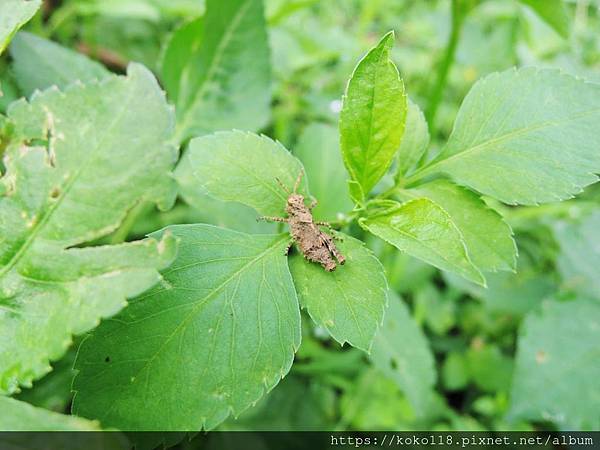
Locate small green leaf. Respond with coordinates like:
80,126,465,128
442,352,470,391
467,344,513,393
73,225,301,431
509,299,600,430
10,32,110,95
176,130,307,217
0,397,101,431
0,64,178,394
396,99,429,178
519,0,571,38
167,0,272,142
554,212,600,301
414,68,600,205
289,234,388,352
293,123,352,221
412,179,516,272
413,284,456,335
370,292,436,416
340,31,407,202
0,0,40,54
360,198,485,285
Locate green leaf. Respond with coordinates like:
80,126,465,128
166,0,272,142
340,31,407,202
73,225,301,431
412,179,516,272
466,344,513,393
293,123,352,221
396,99,429,178
0,64,178,394
413,284,456,335
0,0,40,54
360,199,485,285
289,233,388,352
414,68,600,205
370,292,436,416
10,32,110,95
554,212,600,301
519,0,571,38
176,130,307,217
175,150,278,234
442,352,470,391
0,397,100,431
509,299,600,430
15,348,76,412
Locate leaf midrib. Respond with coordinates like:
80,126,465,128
0,81,137,279
365,205,480,280
175,0,253,139
417,106,600,179
128,233,289,382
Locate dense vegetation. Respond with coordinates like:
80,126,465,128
1,0,599,434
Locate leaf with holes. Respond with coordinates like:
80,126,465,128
72,224,301,431
0,64,178,394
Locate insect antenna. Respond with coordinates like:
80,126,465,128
275,177,291,194
293,168,304,194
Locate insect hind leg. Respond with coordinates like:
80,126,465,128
293,168,304,193
257,216,289,223
320,232,346,265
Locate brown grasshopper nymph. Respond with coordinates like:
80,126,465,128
258,169,345,272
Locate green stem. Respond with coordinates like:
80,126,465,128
425,0,465,135
109,201,151,244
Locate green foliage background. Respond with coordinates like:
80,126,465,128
1,0,600,436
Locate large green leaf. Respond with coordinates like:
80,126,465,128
0,0,40,54
396,99,429,178
519,0,571,38
289,234,388,352
73,225,301,431
554,213,600,301
509,299,600,430
165,0,272,142
176,130,307,217
293,123,352,221
0,397,100,431
339,31,407,202
10,32,109,95
412,179,516,272
412,69,600,205
360,199,485,285
370,293,436,416
0,64,178,394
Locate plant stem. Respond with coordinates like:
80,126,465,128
109,201,151,244
425,0,465,135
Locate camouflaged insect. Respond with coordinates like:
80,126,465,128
258,170,345,271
